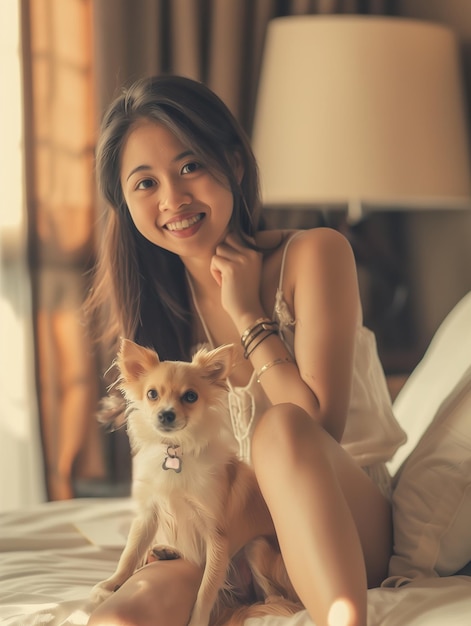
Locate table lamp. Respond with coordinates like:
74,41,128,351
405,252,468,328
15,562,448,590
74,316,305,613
252,16,471,222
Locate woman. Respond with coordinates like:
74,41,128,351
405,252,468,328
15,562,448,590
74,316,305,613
87,75,405,626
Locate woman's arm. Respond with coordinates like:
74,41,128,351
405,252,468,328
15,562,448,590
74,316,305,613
290,228,360,440
212,228,360,442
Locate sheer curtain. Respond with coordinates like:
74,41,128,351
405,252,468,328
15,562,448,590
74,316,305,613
0,0,46,510
24,0,105,501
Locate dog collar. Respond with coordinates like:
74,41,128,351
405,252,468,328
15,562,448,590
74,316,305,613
162,445,182,473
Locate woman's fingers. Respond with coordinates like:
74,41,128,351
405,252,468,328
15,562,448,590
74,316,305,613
210,233,263,320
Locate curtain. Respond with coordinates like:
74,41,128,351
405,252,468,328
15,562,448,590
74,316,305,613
0,0,46,511
92,0,393,132
23,0,105,501
21,0,394,501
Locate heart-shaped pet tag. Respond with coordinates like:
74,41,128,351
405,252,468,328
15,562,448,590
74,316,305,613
162,454,182,472
162,446,182,474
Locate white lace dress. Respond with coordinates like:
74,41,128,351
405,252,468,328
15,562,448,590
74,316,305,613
189,232,406,497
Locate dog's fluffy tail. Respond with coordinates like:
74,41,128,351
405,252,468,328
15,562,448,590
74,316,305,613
211,536,303,626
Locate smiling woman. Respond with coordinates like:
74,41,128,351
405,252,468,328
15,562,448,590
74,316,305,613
84,73,409,626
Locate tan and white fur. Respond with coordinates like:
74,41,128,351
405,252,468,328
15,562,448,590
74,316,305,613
91,339,300,626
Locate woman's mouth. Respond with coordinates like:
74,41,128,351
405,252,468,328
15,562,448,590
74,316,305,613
165,213,204,232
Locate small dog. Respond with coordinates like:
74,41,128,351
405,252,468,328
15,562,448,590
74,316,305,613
91,339,300,626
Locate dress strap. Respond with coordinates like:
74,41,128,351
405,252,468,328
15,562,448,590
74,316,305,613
186,271,214,348
277,231,305,291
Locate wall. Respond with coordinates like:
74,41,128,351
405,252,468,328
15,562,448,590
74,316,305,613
395,0,471,354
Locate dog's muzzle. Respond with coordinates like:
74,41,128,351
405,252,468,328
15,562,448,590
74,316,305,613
158,409,177,428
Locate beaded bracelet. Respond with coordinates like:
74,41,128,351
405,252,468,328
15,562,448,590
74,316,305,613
256,357,294,383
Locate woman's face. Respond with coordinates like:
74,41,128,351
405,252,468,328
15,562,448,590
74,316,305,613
120,119,234,260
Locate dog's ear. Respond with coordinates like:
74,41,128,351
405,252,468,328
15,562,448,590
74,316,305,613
117,338,160,382
192,343,235,385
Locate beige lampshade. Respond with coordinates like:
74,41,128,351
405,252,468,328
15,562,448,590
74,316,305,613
252,16,471,219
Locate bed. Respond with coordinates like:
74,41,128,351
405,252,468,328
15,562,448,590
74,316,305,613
1,291,471,626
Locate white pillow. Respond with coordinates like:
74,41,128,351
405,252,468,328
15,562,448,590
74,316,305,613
388,291,471,476
383,291,471,586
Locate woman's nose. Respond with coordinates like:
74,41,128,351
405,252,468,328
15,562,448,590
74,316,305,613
158,179,191,212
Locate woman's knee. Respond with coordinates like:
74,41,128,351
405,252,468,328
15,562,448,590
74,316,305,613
251,403,326,472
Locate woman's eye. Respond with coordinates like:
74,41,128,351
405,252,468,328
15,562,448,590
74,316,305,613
182,390,198,403
147,388,159,400
136,178,155,190
181,162,201,175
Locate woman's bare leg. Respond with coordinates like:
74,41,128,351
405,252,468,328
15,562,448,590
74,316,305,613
88,559,202,626
251,403,392,626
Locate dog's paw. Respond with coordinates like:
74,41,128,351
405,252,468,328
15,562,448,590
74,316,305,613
151,544,181,561
89,580,121,605
187,606,210,626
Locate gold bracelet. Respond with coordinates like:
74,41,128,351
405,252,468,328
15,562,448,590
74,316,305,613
256,357,294,383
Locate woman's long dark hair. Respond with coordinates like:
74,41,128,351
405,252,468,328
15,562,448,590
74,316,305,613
86,75,263,362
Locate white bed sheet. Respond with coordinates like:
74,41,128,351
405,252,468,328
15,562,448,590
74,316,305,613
1,497,470,626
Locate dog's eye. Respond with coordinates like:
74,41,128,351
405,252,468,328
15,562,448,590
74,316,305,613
147,388,158,401
182,390,198,403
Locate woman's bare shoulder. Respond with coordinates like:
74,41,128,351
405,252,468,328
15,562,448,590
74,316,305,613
281,227,357,295
260,227,353,262
291,226,350,249
255,227,354,282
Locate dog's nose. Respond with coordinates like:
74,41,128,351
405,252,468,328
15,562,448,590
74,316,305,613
158,409,176,426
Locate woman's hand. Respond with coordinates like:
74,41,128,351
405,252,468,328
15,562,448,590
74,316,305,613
209,232,265,328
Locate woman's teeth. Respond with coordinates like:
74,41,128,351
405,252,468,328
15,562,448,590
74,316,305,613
166,214,202,231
